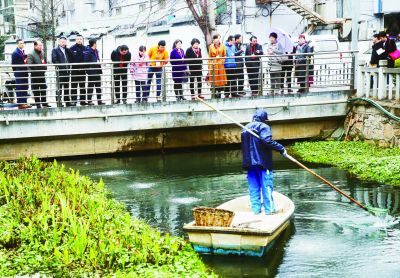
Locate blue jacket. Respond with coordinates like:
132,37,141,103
11,48,28,77
84,46,102,75
241,110,285,171
224,42,237,68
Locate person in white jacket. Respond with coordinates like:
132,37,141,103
130,46,149,103
267,32,284,94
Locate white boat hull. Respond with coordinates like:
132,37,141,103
183,192,295,257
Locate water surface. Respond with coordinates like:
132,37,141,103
62,150,400,278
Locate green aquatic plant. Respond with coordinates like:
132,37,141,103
290,141,400,186
0,157,216,277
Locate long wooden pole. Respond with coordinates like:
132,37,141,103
196,97,368,211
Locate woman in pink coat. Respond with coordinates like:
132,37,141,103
130,46,149,103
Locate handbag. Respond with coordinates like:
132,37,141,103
389,49,400,61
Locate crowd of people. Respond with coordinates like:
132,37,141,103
369,31,398,68
10,32,313,109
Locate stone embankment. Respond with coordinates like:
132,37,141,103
345,100,400,147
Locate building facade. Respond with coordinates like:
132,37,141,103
3,0,400,60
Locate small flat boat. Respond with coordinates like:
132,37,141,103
183,192,295,257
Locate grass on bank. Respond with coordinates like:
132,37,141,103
0,157,216,277
290,141,400,186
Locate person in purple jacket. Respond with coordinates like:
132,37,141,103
170,39,188,101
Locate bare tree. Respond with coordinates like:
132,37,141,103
185,0,216,48
23,0,63,59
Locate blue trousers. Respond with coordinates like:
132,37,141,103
15,77,29,104
247,168,275,214
146,67,162,97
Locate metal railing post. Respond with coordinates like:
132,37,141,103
111,65,115,104
56,67,61,107
211,62,216,99
259,60,263,96
305,56,310,93
0,73,3,111
162,66,167,102
350,53,356,90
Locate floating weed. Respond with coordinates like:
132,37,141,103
0,157,216,277
290,141,400,186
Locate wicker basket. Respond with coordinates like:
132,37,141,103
193,207,235,227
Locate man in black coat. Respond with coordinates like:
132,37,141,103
51,36,73,106
84,39,104,105
70,35,87,106
111,45,131,104
370,34,384,67
245,36,264,96
185,38,204,99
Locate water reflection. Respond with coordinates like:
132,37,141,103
62,149,400,277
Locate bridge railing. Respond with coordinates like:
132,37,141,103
0,51,355,109
357,64,400,101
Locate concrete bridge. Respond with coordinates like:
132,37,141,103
0,91,350,160
0,52,357,160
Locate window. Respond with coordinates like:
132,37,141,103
159,0,166,9
139,3,146,12
115,7,121,15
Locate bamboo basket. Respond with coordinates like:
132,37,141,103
193,207,235,227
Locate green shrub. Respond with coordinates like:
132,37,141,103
0,157,215,277
290,141,400,186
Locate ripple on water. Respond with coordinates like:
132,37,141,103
90,170,132,177
169,197,201,204
128,183,155,189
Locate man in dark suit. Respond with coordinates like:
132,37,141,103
111,45,131,104
70,34,87,106
84,39,104,105
52,36,73,106
245,36,264,96
11,39,31,109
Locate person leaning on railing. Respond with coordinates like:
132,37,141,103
11,39,31,109
208,34,227,98
130,45,149,103
83,39,105,105
51,36,73,106
111,45,131,104
245,36,263,96
27,40,51,109
185,38,204,100
70,34,88,106
146,40,169,102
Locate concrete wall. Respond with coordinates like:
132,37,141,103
345,101,400,147
0,91,350,159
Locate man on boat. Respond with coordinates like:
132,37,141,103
241,109,287,215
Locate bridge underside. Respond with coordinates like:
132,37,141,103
0,91,350,160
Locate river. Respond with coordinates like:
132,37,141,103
62,149,400,278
